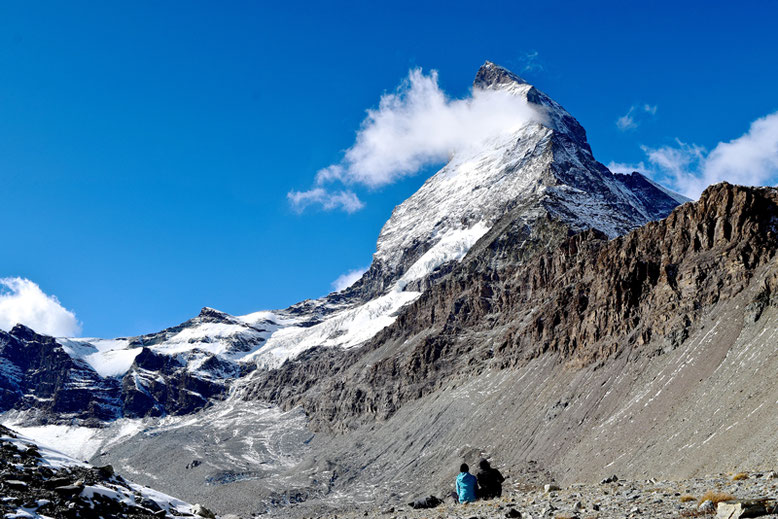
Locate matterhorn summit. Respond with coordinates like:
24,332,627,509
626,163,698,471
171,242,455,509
362,61,684,298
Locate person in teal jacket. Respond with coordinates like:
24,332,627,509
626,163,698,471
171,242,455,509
456,463,478,503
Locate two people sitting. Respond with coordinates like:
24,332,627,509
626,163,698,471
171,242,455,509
456,459,505,504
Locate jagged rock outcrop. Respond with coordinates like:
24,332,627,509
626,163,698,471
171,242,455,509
128,306,268,358
121,347,230,417
243,183,778,430
0,322,234,423
0,325,122,424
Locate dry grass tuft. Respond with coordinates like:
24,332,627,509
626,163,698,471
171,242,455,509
732,472,749,481
680,495,697,503
698,490,736,505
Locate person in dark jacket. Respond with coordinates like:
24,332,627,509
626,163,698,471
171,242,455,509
455,463,478,503
476,459,505,499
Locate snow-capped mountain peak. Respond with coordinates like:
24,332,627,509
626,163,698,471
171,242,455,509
473,60,590,151
0,62,688,423
474,60,530,90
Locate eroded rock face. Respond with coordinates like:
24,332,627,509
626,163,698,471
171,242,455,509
121,347,230,418
0,324,231,423
0,325,122,423
243,183,778,430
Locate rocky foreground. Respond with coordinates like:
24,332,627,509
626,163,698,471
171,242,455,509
0,425,216,519
3,418,778,519
308,472,778,519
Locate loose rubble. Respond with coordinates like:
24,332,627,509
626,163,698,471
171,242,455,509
5,416,778,519
311,471,778,519
0,425,211,518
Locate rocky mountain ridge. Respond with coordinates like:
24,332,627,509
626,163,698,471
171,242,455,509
0,62,685,425
90,177,778,516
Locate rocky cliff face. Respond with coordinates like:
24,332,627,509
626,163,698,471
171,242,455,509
0,321,234,424
0,325,122,424
241,183,778,432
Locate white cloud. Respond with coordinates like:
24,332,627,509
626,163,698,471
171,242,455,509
616,107,638,131
610,111,778,199
701,111,778,191
616,104,658,131
519,50,544,73
331,267,368,292
0,277,81,337
319,68,543,188
289,67,544,211
606,160,650,174
287,188,364,214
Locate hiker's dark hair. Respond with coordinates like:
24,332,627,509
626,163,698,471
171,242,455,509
460,463,469,473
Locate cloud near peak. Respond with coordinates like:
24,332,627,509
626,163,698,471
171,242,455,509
0,277,81,337
616,104,658,131
331,267,368,292
287,188,364,214
609,110,778,199
289,67,544,212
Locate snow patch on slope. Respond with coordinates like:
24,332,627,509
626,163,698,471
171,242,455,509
245,289,421,369
58,338,139,378
244,221,496,368
374,123,552,269
397,222,490,288
6,419,145,461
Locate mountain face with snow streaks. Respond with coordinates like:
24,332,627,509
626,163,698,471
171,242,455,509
354,61,684,301
1,62,683,425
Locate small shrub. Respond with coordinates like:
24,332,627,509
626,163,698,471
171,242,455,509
698,490,736,505
732,472,749,481
680,495,697,503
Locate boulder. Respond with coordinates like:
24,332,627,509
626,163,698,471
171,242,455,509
716,500,769,518
192,503,217,518
95,464,115,479
4,479,28,490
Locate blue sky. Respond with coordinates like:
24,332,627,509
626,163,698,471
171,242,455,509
1,1,777,337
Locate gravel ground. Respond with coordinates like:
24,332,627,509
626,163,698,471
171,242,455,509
296,471,778,519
